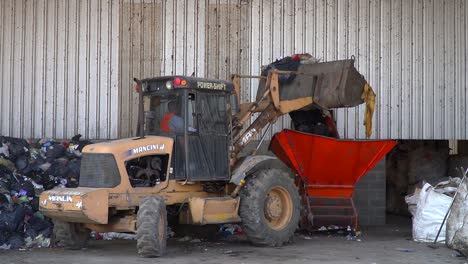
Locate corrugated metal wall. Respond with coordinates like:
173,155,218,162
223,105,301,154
1,0,467,140
0,0,120,139
118,0,253,137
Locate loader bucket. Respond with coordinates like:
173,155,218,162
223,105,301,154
270,129,396,197
269,130,397,229
257,59,367,109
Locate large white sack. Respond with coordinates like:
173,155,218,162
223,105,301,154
413,183,452,243
451,213,468,255
446,179,468,247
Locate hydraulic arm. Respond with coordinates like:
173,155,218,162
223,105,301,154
229,59,376,166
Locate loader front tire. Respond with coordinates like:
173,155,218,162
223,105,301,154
53,220,89,250
137,196,167,257
239,168,300,247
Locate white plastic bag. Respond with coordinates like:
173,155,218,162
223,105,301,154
405,188,421,216
412,183,452,243
446,179,468,247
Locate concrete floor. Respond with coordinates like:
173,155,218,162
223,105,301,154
0,217,466,264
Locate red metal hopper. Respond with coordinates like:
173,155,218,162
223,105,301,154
270,129,397,229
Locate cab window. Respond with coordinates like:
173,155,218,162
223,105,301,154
197,93,227,135
143,94,183,135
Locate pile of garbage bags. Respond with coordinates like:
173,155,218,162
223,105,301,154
0,135,91,249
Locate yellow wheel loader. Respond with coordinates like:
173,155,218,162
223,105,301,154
40,58,375,257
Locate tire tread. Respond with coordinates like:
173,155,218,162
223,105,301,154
239,168,301,247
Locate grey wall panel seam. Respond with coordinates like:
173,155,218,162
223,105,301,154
53,0,58,139
84,0,89,139
107,0,112,139
9,1,15,136
0,2,3,134
31,0,37,138
74,0,80,136
96,0,101,139
20,0,26,138
42,0,46,137
117,0,123,138
64,0,69,138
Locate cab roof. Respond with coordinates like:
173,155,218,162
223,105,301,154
141,76,234,93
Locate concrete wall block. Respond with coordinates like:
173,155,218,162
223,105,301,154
354,158,386,226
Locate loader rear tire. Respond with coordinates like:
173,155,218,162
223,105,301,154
137,196,167,257
239,168,300,247
53,220,89,250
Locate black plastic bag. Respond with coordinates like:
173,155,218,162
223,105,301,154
0,205,25,233
7,232,24,249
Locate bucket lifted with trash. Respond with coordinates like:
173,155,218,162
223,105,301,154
246,55,398,230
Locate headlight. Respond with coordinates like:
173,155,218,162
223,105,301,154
165,81,173,90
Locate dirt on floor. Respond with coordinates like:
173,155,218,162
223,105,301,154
0,217,466,264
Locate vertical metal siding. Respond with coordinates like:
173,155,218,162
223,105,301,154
1,0,467,140
118,0,252,137
118,0,164,137
118,0,468,140
0,0,119,140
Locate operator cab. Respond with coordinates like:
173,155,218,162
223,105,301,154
138,76,237,182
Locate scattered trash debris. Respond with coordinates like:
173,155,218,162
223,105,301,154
0,135,92,249
395,247,414,252
167,226,175,238
102,232,136,240
451,250,464,258
0,243,11,250
346,227,361,242
178,236,192,242
318,226,327,231
24,234,51,248
307,225,361,242
346,234,361,242
218,224,243,238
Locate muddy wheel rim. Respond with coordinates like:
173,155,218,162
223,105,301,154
264,186,293,230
